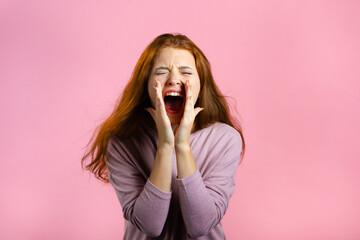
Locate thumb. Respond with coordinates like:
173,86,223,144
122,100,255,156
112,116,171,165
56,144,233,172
145,107,156,120
194,107,204,118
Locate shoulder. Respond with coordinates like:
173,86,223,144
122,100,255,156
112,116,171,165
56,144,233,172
208,122,240,135
106,132,141,162
107,124,157,164
200,122,242,147
108,123,154,151
191,122,243,160
106,135,126,162
191,123,243,176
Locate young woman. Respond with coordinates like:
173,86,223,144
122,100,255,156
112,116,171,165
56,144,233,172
82,33,246,239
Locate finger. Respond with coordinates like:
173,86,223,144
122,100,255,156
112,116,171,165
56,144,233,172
155,80,164,103
183,80,194,113
194,107,204,118
156,79,162,91
156,94,165,115
153,80,165,109
185,79,193,99
154,80,161,98
153,85,169,122
156,81,164,105
152,83,160,109
145,107,156,119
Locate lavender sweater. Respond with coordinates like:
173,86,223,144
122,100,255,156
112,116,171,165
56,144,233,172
106,121,243,239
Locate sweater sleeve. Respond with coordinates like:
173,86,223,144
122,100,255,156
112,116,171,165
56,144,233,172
106,137,172,237
177,127,243,238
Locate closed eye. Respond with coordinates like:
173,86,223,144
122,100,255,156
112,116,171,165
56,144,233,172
155,72,167,75
182,72,192,75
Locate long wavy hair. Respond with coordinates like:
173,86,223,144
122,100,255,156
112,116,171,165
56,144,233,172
81,33,246,183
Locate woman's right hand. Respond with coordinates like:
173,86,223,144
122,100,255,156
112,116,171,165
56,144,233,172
146,79,175,147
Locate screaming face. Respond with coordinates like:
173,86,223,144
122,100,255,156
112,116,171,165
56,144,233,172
147,47,201,125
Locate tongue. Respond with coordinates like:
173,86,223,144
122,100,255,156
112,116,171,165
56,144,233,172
164,96,183,111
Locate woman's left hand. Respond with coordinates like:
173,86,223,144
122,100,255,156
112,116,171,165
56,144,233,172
174,80,203,147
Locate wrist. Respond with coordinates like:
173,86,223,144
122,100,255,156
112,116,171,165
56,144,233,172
158,141,175,151
175,143,196,179
175,142,191,153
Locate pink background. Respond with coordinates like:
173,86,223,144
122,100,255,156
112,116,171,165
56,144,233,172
1,1,359,239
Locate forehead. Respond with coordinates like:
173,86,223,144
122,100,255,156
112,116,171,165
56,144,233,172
154,47,195,66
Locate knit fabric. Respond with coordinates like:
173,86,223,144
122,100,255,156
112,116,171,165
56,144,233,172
106,121,243,239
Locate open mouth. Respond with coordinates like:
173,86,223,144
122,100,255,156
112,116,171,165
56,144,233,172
164,92,184,114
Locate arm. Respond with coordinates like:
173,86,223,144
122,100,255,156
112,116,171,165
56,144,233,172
106,79,175,237
173,79,245,237
177,130,243,237
174,79,203,179
149,143,173,192
106,138,171,237
146,79,175,192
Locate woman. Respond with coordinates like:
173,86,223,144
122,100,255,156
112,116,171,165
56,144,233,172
82,33,245,239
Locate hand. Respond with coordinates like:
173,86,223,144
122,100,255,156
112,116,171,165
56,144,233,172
174,80,203,147
146,79,175,147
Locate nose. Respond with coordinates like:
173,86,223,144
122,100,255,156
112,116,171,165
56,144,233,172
166,72,182,86
166,79,181,86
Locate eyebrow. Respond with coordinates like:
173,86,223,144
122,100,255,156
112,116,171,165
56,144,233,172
178,66,193,70
154,66,193,71
155,67,170,71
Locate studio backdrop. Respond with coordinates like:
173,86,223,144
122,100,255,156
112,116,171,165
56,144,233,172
1,1,359,239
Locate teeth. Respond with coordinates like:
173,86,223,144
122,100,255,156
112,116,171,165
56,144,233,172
165,92,182,97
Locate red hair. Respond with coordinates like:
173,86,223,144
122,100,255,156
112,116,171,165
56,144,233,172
81,33,246,183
